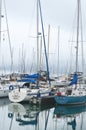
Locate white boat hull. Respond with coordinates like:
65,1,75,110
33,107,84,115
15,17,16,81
0,87,9,97
9,87,51,103
9,88,27,102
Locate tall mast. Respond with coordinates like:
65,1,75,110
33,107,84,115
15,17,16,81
79,0,84,74
4,0,13,73
37,0,39,73
57,26,60,76
39,33,42,70
38,0,50,84
76,0,80,73
47,24,50,59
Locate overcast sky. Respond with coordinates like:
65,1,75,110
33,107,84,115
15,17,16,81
1,0,86,74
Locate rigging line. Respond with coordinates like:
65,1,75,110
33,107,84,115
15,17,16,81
3,0,13,73
38,0,50,85
68,1,78,74
57,26,60,76
47,24,50,60
76,0,80,73
68,1,77,43
30,48,35,74
28,0,36,38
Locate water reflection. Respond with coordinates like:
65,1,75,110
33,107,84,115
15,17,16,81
67,118,76,130
0,97,10,106
0,98,86,130
53,104,86,130
8,102,55,130
8,103,40,126
54,104,86,117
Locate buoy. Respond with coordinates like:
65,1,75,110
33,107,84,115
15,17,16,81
57,92,61,96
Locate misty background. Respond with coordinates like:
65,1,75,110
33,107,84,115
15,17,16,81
0,0,86,76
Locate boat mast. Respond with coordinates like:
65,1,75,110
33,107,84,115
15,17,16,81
47,24,50,60
79,0,84,75
39,33,42,71
4,0,13,73
76,0,80,73
37,0,39,73
57,26,60,77
38,0,50,85
36,0,39,87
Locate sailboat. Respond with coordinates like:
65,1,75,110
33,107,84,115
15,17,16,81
8,0,54,103
54,0,86,105
8,74,51,103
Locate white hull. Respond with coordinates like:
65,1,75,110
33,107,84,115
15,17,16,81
9,87,51,103
9,88,27,102
0,90,9,97
0,86,10,97
0,81,16,98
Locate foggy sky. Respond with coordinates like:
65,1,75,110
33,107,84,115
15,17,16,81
1,0,86,74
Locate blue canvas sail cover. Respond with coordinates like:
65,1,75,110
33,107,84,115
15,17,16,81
17,78,36,83
23,73,40,79
69,73,78,86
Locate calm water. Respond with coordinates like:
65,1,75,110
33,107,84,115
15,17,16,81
0,98,86,130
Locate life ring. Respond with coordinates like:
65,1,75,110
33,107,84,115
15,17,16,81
8,113,13,118
9,85,14,90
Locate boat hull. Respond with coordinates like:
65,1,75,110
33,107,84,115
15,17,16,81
0,88,9,97
54,95,86,105
9,87,52,103
9,88,27,103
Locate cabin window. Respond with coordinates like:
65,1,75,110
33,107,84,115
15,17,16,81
66,89,72,95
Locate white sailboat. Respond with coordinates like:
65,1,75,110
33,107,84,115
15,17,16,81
8,73,52,103
8,0,53,103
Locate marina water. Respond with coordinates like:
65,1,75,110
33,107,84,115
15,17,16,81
0,98,86,130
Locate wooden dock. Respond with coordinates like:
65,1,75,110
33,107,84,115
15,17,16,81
29,95,56,106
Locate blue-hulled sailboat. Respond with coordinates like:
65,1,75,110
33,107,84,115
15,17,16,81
54,0,86,105
54,73,86,105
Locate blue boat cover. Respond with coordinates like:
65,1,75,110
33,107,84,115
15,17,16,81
17,78,36,83
23,73,40,79
69,73,78,86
